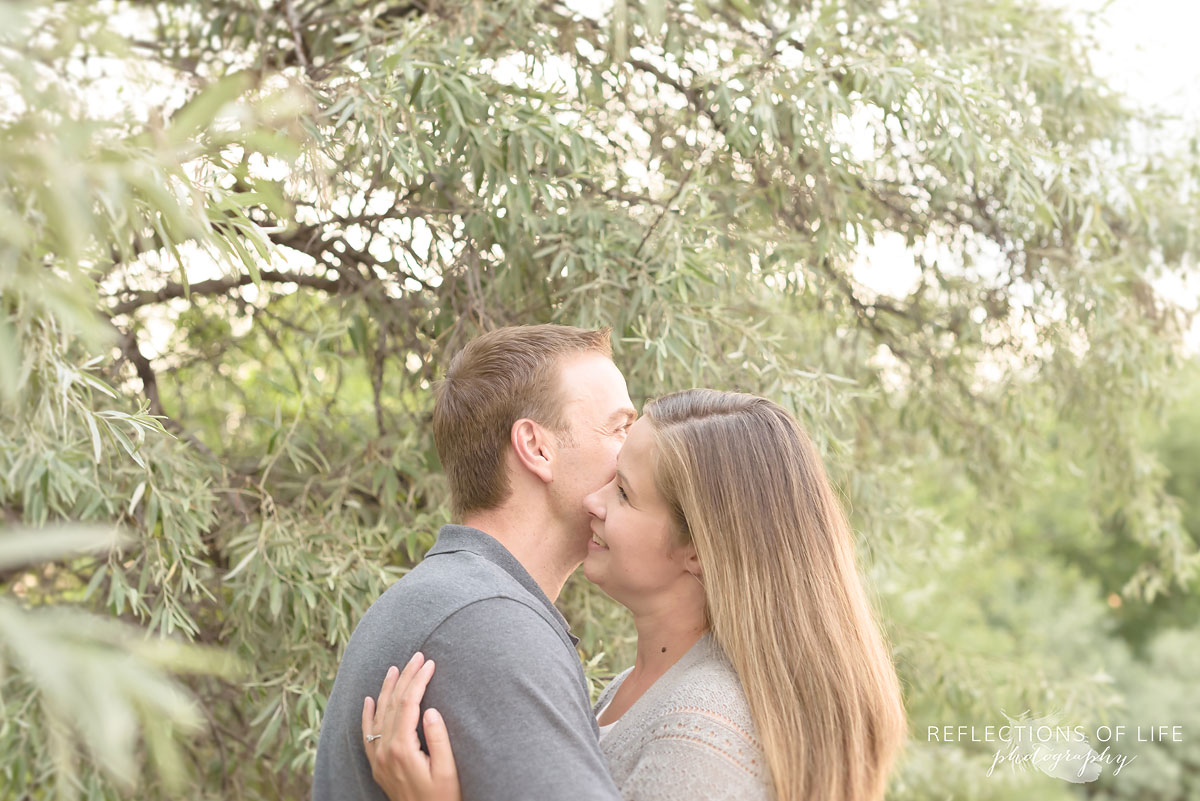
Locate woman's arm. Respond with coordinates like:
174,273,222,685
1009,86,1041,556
360,652,462,801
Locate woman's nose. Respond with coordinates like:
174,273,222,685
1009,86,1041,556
583,483,607,520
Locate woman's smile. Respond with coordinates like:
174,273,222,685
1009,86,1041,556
589,528,609,550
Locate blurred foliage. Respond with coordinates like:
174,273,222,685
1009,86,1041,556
1,0,1198,798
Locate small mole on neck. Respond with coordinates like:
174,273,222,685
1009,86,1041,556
661,646,667,653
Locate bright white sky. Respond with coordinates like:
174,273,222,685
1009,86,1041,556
1054,0,1199,352
854,0,1200,352
1071,0,1200,116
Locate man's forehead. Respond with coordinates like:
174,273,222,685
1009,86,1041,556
557,354,630,403
561,387,635,421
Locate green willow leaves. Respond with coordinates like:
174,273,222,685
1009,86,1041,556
1,0,1197,798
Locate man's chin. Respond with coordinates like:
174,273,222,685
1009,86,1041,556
567,533,591,565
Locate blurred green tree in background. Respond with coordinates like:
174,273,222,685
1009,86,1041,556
1,0,1197,798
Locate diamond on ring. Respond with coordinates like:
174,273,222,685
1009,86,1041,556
365,734,382,743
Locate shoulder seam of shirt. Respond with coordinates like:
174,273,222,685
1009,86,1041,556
431,548,564,616
416,594,574,655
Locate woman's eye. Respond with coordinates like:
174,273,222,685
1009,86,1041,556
617,484,628,502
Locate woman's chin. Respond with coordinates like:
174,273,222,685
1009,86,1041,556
583,561,629,607
582,554,608,587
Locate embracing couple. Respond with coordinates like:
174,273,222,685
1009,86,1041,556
312,324,906,801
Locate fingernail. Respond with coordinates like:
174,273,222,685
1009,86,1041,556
426,708,441,723
408,652,421,666
424,659,435,671
387,665,398,678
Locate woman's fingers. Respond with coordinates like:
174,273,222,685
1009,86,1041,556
423,707,459,786
363,663,397,748
361,658,459,801
361,694,377,746
392,659,436,757
378,653,425,736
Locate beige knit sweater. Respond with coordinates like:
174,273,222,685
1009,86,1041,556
592,634,771,801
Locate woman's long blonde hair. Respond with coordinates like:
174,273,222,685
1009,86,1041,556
646,389,906,801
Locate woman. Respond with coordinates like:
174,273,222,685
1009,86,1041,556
362,389,907,800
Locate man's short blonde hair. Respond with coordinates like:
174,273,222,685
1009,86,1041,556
433,324,612,518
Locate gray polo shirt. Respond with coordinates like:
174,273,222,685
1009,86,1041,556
312,524,622,801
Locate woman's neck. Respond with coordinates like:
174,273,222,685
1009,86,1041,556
628,590,708,680
597,585,707,726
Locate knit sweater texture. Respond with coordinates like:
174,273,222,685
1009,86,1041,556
593,634,771,801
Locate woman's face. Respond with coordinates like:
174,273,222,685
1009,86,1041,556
582,417,699,606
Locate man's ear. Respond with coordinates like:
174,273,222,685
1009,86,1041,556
511,418,554,484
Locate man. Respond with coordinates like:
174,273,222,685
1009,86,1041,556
313,324,637,801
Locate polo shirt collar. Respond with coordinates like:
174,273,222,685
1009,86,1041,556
427,524,578,645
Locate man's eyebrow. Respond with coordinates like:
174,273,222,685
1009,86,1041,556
607,408,637,427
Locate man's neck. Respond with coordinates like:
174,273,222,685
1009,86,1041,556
461,508,579,602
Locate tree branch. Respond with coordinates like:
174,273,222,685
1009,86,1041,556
108,270,351,316
114,325,165,417
283,0,311,74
